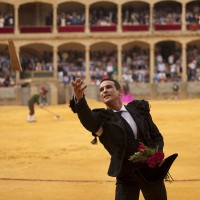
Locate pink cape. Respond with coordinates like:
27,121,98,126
121,93,134,103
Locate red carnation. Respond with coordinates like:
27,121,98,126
154,151,164,162
138,144,146,151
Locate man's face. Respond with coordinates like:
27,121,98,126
99,80,122,106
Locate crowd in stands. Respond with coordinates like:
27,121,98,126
57,50,119,85
187,45,200,81
0,54,15,87
57,50,85,85
20,51,53,72
122,7,149,25
122,46,149,83
90,50,117,84
1,3,200,28
0,11,14,27
57,11,85,26
186,3,200,24
16,3,200,29
90,7,117,26
155,49,182,82
153,3,181,25
1,44,200,87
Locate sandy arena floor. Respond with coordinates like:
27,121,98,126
0,99,200,200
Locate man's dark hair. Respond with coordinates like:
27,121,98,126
100,78,121,90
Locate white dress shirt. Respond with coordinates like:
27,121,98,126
115,105,138,139
96,105,138,139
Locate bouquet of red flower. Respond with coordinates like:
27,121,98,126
129,143,177,183
129,143,165,168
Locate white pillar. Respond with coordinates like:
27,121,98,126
117,45,122,82
85,46,90,84
182,3,186,31
150,44,155,84
149,4,153,33
53,5,57,34
85,5,90,33
15,45,20,83
182,43,187,82
117,4,122,33
14,5,19,34
53,46,57,79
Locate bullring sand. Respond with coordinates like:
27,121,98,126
0,99,199,200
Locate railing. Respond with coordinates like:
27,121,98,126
20,26,52,33
1,24,200,34
20,71,55,79
0,27,14,34
122,25,149,32
154,24,181,31
187,23,200,31
90,25,117,32
58,25,85,32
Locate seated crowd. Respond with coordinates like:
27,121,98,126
122,7,149,25
0,54,15,87
187,45,200,81
1,3,200,28
20,51,53,71
90,7,117,26
186,3,200,24
122,46,149,83
155,49,182,82
153,3,181,25
0,11,14,27
57,50,85,85
1,46,200,87
90,50,117,84
57,11,85,26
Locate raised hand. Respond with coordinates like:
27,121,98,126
71,78,87,101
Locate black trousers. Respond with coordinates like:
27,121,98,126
115,172,167,200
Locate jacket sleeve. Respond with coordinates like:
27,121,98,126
146,113,164,151
128,100,164,151
69,96,102,133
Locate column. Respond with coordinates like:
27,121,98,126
149,44,155,98
117,4,122,33
85,5,90,33
149,4,153,33
14,5,19,34
85,46,90,84
53,5,57,34
117,45,122,82
15,45,20,83
182,3,186,31
150,44,155,84
53,46,57,79
182,43,187,82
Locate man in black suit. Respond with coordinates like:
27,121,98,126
70,77,167,200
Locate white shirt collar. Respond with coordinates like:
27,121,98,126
113,105,127,112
